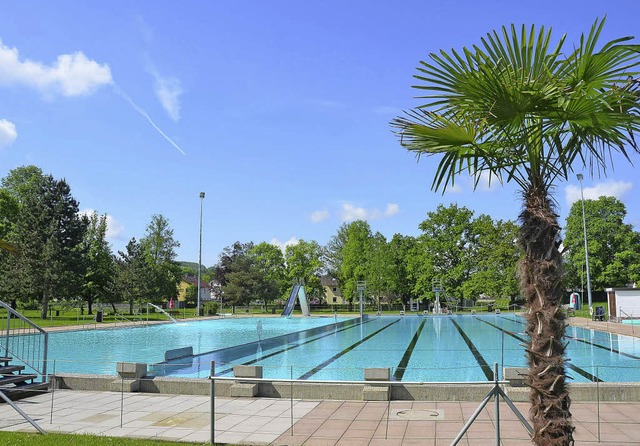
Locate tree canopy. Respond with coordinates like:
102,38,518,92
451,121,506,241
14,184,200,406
564,196,640,290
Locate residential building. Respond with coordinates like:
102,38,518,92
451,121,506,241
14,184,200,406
321,275,345,305
177,275,212,307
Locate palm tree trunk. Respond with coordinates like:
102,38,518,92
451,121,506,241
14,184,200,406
519,186,574,445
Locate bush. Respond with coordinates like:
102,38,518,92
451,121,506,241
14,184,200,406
204,302,218,316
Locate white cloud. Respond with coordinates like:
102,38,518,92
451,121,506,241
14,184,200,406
384,203,400,217
105,215,125,240
341,203,368,221
310,209,330,223
149,68,182,121
0,119,17,148
565,180,633,206
0,40,112,97
79,209,124,240
475,171,501,192
270,237,300,253
341,202,400,222
439,172,494,195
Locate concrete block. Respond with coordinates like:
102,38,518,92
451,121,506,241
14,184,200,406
503,367,528,387
110,378,140,392
116,362,147,378
363,385,389,401
364,368,391,382
230,383,259,397
233,365,262,379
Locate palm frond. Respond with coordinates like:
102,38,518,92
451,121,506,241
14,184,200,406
392,17,640,194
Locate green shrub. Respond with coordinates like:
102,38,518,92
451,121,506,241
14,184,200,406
204,302,218,315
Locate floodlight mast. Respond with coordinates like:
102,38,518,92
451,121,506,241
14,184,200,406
197,192,205,317
576,174,593,314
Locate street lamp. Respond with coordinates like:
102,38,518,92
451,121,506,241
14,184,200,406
576,174,593,314
197,192,205,317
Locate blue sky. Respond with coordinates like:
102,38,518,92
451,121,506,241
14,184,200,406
1,1,639,267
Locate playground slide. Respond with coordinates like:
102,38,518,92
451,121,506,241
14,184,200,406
297,285,310,316
281,284,300,317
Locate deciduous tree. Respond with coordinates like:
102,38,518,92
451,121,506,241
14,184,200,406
140,214,181,304
564,196,640,290
81,212,115,314
285,240,324,300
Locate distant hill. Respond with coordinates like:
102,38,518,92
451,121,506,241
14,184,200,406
177,261,210,275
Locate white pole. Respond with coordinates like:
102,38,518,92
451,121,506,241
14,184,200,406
197,192,205,317
577,174,593,314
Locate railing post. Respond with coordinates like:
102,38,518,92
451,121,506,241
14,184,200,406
210,361,215,445
494,363,500,446
42,332,48,378
596,365,601,442
5,309,10,356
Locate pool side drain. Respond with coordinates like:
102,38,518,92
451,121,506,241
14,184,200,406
395,409,444,420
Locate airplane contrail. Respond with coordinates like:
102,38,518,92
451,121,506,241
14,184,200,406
112,85,186,155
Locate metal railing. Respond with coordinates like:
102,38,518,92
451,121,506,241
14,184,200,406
619,309,636,336
6,358,639,444
0,300,48,379
113,312,144,326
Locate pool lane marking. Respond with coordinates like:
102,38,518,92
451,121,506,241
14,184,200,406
498,315,640,361
449,319,494,381
214,318,378,376
567,336,640,361
297,319,402,380
393,319,427,381
476,317,603,382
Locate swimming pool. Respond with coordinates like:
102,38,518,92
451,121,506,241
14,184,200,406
47,314,640,383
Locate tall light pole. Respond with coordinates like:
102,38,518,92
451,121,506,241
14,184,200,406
576,174,593,314
197,192,205,317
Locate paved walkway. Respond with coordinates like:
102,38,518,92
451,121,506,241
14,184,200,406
1,390,640,445
567,317,640,338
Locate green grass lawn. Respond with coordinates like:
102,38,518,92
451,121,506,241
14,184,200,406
569,302,609,320
0,432,218,446
10,298,609,330
11,307,199,329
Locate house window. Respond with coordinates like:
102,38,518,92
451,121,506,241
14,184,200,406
332,287,337,292
333,297,337,303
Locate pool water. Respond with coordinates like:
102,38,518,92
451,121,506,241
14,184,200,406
47,314,640,383
47,317,337,375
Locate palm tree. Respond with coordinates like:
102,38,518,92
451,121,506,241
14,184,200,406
392,18,640,445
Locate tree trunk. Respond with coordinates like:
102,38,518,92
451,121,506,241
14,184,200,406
40,287,49,320
519,186,574,445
